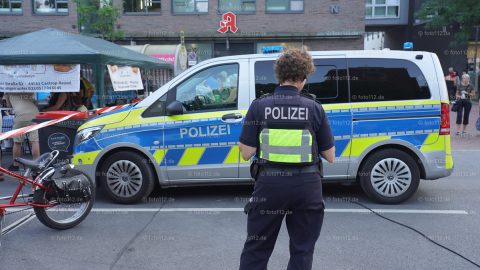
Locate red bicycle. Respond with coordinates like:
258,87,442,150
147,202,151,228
0,150,94,233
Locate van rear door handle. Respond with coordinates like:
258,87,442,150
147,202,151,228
222,113,243,122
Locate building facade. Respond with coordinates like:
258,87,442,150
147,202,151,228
365,0,467,74
0,0,78,36
116,0,364,57
2,0,473,80
0,0,365,58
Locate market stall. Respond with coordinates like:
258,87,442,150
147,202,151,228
0,28,172,107
0,28,172,161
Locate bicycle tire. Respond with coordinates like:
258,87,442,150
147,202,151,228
33,171,95,230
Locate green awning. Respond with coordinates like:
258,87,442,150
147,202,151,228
0,28,172,69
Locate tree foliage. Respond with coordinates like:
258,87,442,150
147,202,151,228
416,0,480,45
77,0,124,41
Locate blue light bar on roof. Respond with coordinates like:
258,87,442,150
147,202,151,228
403,42,413,50
262,46,284,54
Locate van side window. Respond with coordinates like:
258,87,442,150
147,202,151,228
255,61,277,98
143,93,167,117
174,64,239,112
349,59,431,102
254,59,349,104
307,58,349,104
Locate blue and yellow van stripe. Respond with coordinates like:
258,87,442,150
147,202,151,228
74,99,452,169
325,101,443,158
148,145,245,167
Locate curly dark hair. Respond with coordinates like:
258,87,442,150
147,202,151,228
274,48,315,84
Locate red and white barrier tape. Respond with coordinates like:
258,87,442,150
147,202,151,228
0,104,130,141
95,104,129,114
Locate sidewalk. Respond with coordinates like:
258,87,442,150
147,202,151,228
450,101,480,150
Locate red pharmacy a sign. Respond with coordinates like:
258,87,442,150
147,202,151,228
218,12,238,34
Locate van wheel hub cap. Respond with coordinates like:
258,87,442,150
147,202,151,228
370,158,411,198
107,160,143,198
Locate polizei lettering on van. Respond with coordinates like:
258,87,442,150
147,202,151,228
179,124,231,138
264,107,308,120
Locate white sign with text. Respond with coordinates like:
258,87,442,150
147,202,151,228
0,64,80,92
107,65,144,92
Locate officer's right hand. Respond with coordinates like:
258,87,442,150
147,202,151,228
321,146,335,163
239,142,256,161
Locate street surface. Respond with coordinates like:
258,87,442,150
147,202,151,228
1,105,479,270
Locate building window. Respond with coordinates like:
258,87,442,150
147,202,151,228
366,0,400,19
173,0,208,14
218,0,255,13
266,0,303,13
0,0,22,13
33,0,68,14
123,0,161,13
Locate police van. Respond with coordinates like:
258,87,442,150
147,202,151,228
72,50,453,204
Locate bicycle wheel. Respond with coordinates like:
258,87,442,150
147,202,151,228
33,172,95,230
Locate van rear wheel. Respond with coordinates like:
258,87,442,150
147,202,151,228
100,151,155,204
359,149,420,204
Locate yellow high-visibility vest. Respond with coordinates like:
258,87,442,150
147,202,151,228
259,128,313,164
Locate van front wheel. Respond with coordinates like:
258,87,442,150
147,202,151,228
100,151,155,204
359,149,420,204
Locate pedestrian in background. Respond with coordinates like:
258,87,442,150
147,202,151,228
43,75,92,112
0,101,3,181
42,92,72,111
445,67,460,101
80,73,94,110
455,74,476,136
476,102,480,132
238,48,335,270
3,93,40,171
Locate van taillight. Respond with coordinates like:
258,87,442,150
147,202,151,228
440,103,450,135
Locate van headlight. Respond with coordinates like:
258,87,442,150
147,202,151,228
76,126,104,144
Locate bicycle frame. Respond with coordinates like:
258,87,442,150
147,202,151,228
0,166,55,216
1,150,92,236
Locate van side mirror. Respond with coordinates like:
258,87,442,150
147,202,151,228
166,100,185,116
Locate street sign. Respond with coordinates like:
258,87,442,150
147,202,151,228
188,51,197,66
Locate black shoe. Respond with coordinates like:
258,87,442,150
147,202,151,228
7,165,20,172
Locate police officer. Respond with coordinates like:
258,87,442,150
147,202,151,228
239,48,335,270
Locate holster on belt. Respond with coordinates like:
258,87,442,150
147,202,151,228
243,201,253,215
318,161,324,178
250,160,260,181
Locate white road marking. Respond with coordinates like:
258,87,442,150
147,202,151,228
89,208,470,215
0,207,469,237
4,207,471,215
324,209,468,214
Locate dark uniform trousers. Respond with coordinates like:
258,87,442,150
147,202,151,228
239,171,325,270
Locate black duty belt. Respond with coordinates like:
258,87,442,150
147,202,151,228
258,165,319,176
